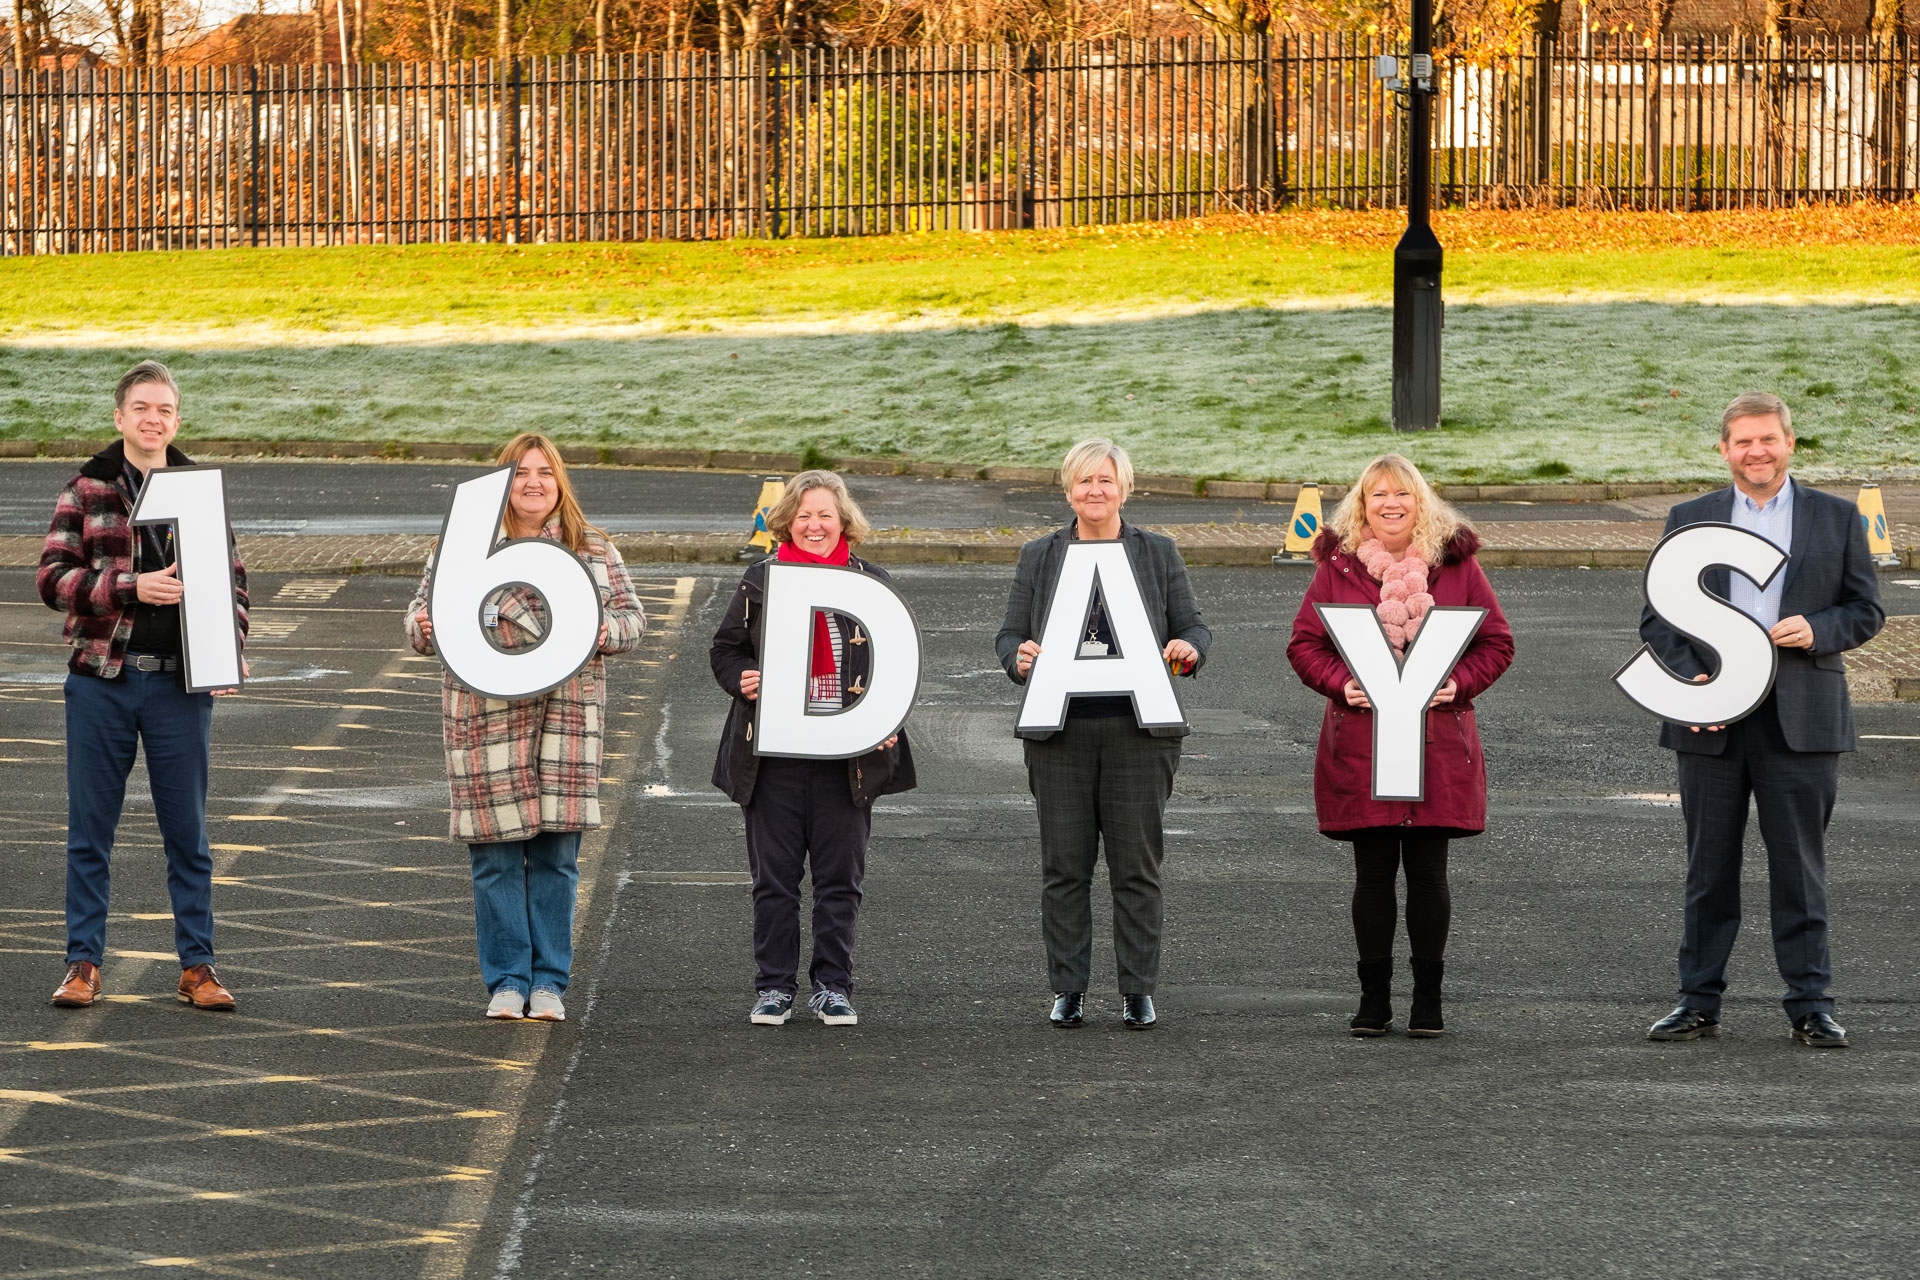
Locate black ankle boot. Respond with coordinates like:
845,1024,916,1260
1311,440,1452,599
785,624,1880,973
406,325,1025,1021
1408,957,1444,1037
1350,959,1394,1037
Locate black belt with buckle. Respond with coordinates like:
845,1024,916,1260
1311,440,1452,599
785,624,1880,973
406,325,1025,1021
125,653,181,673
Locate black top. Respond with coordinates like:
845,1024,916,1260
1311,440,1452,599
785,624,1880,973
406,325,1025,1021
707,554,917,809
1066,591,1133,720
120,461,180,656
995,519,1212,741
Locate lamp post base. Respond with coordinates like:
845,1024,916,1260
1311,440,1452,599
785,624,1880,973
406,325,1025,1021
1392,222,1444,432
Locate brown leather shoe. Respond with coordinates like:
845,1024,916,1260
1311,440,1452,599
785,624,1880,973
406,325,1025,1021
52,961,101,1007
177,964,236,1011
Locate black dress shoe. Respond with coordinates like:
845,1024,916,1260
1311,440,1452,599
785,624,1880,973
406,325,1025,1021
1792,1011,1849,1048
1122,994,1156,1030
1647,1006,1720,1041
1049,992,1085,1027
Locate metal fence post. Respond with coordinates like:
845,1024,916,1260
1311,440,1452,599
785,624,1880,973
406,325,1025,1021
248,63,262,246
1020,43,1038,229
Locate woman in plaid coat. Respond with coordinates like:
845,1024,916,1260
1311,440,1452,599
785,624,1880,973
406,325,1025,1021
406,434,645,1022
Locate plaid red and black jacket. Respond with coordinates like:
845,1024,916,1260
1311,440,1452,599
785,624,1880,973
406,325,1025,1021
37,439,250,679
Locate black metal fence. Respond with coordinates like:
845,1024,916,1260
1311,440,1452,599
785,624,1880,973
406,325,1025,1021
3,34,1916,253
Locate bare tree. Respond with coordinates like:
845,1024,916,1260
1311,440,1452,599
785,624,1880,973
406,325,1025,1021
1644,0,1669,200
1870,0,1905,193
1178,0,1268,36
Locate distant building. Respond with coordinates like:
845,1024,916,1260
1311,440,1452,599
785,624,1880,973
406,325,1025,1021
1555,0,1914,40
169,12,335,65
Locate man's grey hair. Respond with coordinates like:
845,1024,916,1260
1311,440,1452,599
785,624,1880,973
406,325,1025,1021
115,360,180,412
1721,391,1792,442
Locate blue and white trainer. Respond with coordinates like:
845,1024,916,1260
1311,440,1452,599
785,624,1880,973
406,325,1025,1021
808,988,858,1026
750,990,795,1025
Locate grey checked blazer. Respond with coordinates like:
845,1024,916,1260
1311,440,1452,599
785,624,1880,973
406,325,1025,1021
996,519,1212,741
1638,481,1884,754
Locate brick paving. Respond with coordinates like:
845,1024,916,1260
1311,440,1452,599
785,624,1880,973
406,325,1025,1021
1850,615,1920,702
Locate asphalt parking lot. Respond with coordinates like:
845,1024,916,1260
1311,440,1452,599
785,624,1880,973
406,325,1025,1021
0,460,1656,536
2,563,1916,1278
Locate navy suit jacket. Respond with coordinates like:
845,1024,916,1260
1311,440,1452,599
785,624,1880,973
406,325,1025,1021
1638,481,1884,754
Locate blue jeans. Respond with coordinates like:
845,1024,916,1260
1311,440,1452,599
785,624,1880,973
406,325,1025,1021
63,668,216,968
468,830,582,998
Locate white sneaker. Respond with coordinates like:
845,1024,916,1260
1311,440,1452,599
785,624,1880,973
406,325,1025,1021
527,990,566,1021
486,989,526,1020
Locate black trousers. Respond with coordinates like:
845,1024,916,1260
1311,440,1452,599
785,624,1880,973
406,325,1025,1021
1025,716,1181,996
1349,827,1451,962
741,756,871,998
1674,696,1838,1019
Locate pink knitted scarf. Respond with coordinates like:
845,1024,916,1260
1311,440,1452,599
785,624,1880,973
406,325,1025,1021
1354,537,1435,654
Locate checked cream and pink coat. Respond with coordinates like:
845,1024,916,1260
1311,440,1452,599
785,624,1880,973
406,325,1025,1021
406,524,645,843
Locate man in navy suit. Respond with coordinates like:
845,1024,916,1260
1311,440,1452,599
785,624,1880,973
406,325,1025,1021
1640,392,1884,1048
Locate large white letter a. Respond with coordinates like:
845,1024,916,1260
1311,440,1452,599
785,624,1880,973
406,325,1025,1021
1016,541,1186,734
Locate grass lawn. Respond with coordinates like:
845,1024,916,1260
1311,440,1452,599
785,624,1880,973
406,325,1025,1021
3,208,1917,484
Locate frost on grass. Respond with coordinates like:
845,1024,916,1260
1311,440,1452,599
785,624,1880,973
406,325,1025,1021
1,303,1914,484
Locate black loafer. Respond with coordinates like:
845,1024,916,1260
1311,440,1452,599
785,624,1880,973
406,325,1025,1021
1122,994,1156,1030
1792,1011,1848,1048
1647,1006,1720,1041
1049,992,1085,1027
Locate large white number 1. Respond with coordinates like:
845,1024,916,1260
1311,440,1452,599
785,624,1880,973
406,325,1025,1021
428,467,603,701
129,465,244,693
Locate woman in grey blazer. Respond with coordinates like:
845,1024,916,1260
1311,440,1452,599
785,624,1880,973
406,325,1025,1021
995,438,1211,1030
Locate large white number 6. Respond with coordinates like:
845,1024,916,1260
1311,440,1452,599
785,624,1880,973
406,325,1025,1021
428,467,602,701
129,465,243,693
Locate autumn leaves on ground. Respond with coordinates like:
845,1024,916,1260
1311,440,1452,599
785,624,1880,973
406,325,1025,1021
1,205,1915,484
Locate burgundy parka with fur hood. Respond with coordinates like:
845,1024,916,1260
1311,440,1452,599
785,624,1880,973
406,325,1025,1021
1286,526,1515,837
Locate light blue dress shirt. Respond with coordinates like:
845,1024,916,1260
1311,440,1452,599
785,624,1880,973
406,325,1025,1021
1727,476,1794,628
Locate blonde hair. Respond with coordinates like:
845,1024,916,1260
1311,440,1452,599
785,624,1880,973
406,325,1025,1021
1328,453,1466,565
766,470,872,548
1060,437,1134,502
495,433,598,553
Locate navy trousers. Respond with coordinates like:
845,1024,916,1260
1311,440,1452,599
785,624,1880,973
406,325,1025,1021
1674,694,1839,1020
63,667,216,968
741,756,870,997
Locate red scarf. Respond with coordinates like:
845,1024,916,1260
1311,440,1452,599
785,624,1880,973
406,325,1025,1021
776,537,851,678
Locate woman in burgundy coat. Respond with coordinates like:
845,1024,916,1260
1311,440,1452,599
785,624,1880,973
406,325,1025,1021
1287,454,1515,1039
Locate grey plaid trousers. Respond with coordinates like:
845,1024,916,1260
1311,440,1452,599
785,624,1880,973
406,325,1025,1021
1025,715,1181,996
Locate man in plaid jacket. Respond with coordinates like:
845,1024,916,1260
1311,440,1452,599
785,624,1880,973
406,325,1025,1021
38,361,250,1012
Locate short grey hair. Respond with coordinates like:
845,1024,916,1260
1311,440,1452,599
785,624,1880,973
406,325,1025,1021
115,360,180,412
1721,391,1791,442
1060,437,1134,501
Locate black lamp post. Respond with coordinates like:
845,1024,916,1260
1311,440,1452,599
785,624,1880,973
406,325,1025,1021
1387,0,1442,431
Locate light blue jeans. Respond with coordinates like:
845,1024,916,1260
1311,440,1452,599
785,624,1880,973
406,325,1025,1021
468,830,582,998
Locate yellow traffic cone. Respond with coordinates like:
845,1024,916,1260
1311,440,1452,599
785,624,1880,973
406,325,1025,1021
1856,483,1900,566
1277,483,1323,562
747,478,786,555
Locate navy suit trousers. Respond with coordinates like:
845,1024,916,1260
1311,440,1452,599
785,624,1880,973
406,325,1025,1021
1674,694,1838,1019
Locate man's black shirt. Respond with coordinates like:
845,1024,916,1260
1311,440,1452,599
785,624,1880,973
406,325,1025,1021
120,461,180,656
